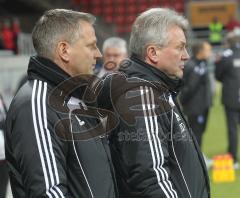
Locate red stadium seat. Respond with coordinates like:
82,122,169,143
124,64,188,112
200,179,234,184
104,0,114,5
126,15,136,24
174,2,184,13
116,26,126,34
92,7,102,15
91,0,101,6
103,6,114,15
127,5,137,14
138,4,148,12
104,15,113,23
115,15,125,24
115,5,125,14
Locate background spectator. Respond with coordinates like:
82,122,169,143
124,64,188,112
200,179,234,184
0,20,4,49
226,15,240,32
215,31,240,168
1,19,14,51
98,37,127,77
209,16,223,45
180,40,213,149
11,18,21,54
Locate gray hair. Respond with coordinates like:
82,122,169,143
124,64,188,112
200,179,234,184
102,37,127,53
225,28,240,47
32,9,96,59
129,8,189,59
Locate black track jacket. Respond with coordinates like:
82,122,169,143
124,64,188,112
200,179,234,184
179,58,212,116
99,55,210,198
215,46,240,110
5,56,118,198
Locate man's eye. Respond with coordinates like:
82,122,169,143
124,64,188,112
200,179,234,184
178,45,185,51
91,45,97,50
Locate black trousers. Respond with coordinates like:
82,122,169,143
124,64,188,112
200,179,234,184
188,109,209,148
224,107,240,162
0,161,8,198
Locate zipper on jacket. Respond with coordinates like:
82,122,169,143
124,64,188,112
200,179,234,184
68,106,95,198
170,104,192,198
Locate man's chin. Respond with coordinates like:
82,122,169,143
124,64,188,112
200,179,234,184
177,74,183,79
176,71,183,79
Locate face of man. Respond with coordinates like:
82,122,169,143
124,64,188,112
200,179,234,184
153,25,189,79
198,42,212,60
67,21,102,76
103,47,127,70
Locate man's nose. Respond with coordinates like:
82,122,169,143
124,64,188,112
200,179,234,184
96,48,102,58
183,48,190,60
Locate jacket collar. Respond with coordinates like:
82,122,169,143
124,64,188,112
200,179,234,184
27,55,71,86
27,56,88,100
121,54,183,93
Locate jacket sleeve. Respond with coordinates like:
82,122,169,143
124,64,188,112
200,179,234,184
113,85,178,198
215,57,228,81
9,99,72,198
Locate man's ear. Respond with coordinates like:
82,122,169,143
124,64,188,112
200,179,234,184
56,41,70,62
146,45,158,64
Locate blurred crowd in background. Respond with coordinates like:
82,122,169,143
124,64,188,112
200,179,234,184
0,18,21,54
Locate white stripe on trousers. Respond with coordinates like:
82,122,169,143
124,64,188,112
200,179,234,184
32,80,65,197
140,86,178,198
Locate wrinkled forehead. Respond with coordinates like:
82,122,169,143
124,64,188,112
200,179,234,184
104,47,127,55
166,25,187,45
79,21,97,43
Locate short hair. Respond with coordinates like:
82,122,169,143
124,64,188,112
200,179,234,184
102,37,127,53
129,8,189,60
191,40,206,57
32,9,96,59
225,28,240,47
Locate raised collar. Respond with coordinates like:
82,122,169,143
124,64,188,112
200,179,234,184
27,56,89,100
27,56,70,86
120,54,183,93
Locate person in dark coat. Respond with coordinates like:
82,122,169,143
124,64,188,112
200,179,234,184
215,31,240,167
5,9,118,197
99,8,210,198
179,41,213,148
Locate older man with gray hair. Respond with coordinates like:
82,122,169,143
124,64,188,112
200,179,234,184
102,7,210,198
98,37,127,77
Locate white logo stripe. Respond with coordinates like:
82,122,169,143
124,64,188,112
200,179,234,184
42,82,65,198
145,86,176,198
140,86,170,198
144,87,165,182
31,80,53,198
37,81,56,191
50,188,60,198
149,87,178,198
35,80,64,198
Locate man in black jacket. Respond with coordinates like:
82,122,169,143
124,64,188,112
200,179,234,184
100,8,210,198
180,41,212,148
215,31,240,167
5,9,118,197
